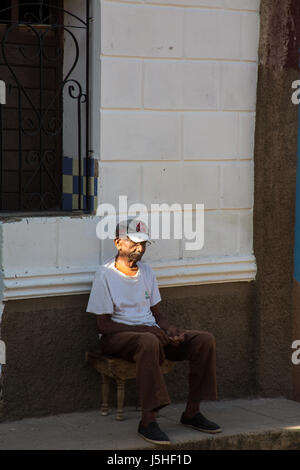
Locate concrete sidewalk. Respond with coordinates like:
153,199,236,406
1,398,300,450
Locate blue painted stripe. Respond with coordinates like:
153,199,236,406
63,156,73,175
62,193,73,211
88,196,94,212
73,175,79,194
295,102,300,282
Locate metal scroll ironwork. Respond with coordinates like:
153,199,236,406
0,1,90,212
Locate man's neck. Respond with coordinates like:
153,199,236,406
115,255,139,276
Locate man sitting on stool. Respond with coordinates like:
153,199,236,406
87,218,222,445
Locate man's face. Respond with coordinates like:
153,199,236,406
114,237,147,261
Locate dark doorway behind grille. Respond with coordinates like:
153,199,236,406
0,1,10,22
0,1,90,212
19,0,50,24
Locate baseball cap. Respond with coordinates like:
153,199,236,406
115,217,150,243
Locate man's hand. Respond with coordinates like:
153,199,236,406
166,326,185,346
145,326,170,347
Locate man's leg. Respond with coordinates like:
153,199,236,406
100,331,171,419
164,329,217,405
164,329,221,432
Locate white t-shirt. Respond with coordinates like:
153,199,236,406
86,257,161,326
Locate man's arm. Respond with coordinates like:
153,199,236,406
150,304,170,332
151,304,185,344
150,304,184,344
96,314,170,346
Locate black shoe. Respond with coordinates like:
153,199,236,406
180,412,222,434
138,421,170,445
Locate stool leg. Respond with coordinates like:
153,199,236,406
101,373,110,416
116,378,125,421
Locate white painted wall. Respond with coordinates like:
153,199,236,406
0,0,259,301
99,0,260,269
1,217,100,299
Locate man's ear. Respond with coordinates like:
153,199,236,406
114,238,121,251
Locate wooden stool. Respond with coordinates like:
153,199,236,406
85,350,175,421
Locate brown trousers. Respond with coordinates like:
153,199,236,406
99,329,218,412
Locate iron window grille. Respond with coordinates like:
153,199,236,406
0,1,91,213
